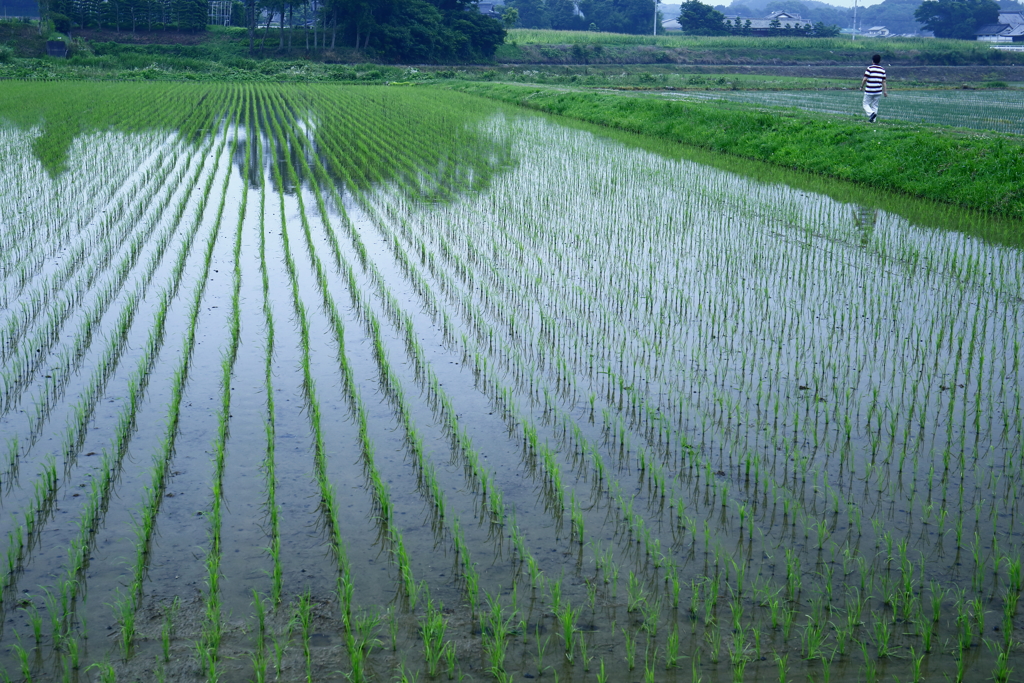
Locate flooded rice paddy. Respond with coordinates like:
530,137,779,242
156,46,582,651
0,82,1023,682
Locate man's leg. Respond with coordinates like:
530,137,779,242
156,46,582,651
863,92,880,120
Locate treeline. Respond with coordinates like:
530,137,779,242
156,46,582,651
38,0,505,60
678,0,839,34
721,15,841,34
45,0,208,31
505,0,656,34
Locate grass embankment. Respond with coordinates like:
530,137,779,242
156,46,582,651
451,82,1024,219
498,31,1024,66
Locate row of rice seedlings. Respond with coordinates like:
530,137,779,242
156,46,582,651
81,118,237,669
252,102,285,609
196,104,245,682
260,94,377,641
0,115,224,521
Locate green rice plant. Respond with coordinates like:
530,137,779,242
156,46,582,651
623,626,638,670
162,597,180,663
420,600,448,677
12,640,31,682
387,607,399,651
557,601,580,662
986,640,1013,683
297,590,314,681
860,641,877,683
109,588,136,659
641,597,661,638
665,623,680,669
627,571,646,612
774,652,788,683
908,645,924,683
533,625,551,676
578,631,593,671
22,602,42,646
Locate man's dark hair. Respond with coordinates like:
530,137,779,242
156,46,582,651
872,54,881,64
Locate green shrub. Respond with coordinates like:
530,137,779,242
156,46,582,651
0,45,13,63
50,12,72,33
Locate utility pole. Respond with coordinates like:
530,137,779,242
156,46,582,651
852,0,857,40
653,1,657,35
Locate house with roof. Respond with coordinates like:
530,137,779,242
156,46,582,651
722,10,810,34
863,26,889,37
477,0,504,18
977,11,1024,42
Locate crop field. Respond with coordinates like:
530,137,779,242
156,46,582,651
1,81,1023,683
665,88,1024,136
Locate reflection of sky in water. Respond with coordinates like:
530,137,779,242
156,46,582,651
0,126,174,313
383,112,1024,558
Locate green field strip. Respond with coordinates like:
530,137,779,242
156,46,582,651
665,89,1024,137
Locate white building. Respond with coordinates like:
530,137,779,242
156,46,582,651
977,12,1024,42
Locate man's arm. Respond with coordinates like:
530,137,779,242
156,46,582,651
883,76,888,97
861,74,868,90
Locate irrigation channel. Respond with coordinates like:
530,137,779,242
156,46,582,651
0,82,1022,683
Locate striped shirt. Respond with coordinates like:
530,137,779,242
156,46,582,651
863,64,886,93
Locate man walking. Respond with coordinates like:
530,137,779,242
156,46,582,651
861,54,887,123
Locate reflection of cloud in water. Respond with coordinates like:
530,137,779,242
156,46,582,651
0,126,176,287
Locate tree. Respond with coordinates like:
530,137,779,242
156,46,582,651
505,0,548,27
500,4,518,27
677,0,726,33
577,0,655,33
914,0,998,38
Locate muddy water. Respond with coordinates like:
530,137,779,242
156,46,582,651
0,84,1021,683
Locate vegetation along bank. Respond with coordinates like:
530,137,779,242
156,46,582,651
451,82,1024,219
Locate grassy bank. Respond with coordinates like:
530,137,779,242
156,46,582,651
450,82,1024,219
498,31,1024,66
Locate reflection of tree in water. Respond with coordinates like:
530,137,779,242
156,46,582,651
853,204,879,247
228,87,516,206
